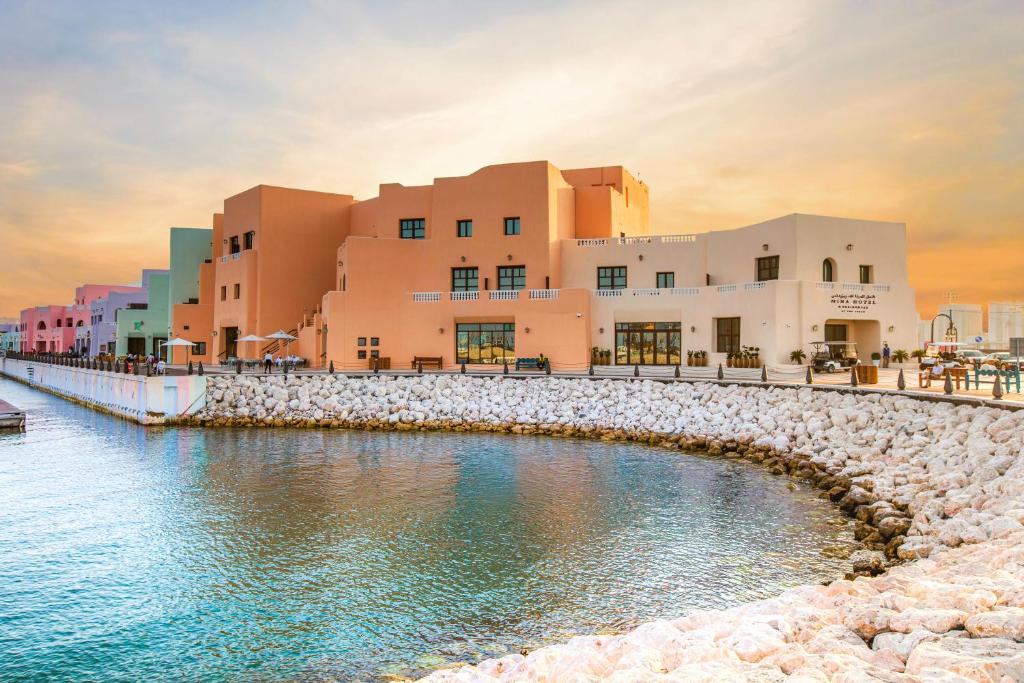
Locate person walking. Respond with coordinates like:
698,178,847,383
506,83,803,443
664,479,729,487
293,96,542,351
882,342,891,368
264,351,273,374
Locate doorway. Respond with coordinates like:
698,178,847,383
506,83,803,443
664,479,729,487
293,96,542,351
223,327,239,358
127,337,146,356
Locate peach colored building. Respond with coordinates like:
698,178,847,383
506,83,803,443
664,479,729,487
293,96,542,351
313,162,917,370
182,186,354,362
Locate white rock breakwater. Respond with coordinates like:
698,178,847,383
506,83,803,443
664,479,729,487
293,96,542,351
190,375,1024,681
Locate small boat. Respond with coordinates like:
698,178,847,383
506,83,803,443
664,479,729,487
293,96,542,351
0,398,26,430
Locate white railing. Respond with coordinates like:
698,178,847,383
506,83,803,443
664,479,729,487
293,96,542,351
842,283,864,292
450,291,479,301
574,234,697,247
816,282,835,290
595,289,624,298
717,285,737,294
412,292,442,302
220,256,228,263
873,284,891,293
529,289,559,300
670,287,700,296
231,252,241,261
631,288,661,297
744,282,766,291
489,290,520,301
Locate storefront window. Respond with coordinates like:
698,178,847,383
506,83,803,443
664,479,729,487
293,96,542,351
614,322,681,365
456,322,515,364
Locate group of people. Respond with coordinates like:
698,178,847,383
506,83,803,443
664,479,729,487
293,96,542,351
262,353,303,373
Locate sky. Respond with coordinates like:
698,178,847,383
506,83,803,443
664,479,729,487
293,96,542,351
1,0,1022,320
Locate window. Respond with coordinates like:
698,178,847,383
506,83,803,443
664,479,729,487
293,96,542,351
220,286,227,301
504,217,521,235
243,231,255,249
756,255,779,281
456,220,473,237
357,337,366,346
230,235,240,254
859,265,873,284
822,258,835,283
614,322,681,365
66,318,73,327
597,266,627,290
233,283,240,299
194,342,207,355
370,350,379,359
400,218,426,239
497,266,526,290
456,322,515,364
451,267,479,292
357,350,367,359
55,319,62,327
656,272,675,289
715,317,741,354
37,321,45,330
370,337,379,346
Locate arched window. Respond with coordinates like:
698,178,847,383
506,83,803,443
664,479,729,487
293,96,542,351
37,321,46,330
822,258,836,282
56,319,62,327
77,320,84,327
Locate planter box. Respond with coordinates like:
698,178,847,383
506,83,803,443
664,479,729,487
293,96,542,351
856,365,879,384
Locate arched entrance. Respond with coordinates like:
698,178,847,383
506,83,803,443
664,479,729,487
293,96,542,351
823,319,881,362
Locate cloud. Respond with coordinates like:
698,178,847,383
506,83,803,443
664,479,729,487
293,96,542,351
0,0,1021,319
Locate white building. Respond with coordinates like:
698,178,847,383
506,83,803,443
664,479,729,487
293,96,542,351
561,214,919,364
988,303,1024,350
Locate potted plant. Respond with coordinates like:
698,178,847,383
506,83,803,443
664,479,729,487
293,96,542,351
790,349,806,364
699,350,707,366
752,347,760,368
726,352,734,368
870,352,881,367
893,349,909,364
687,350,694,366
602,349,611,365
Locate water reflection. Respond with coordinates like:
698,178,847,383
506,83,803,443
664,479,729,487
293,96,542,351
0,378,856,681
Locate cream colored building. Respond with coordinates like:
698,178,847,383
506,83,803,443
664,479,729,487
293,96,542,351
562,214,918,365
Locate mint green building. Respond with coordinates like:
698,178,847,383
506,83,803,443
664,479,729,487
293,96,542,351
115,269,170,357
168,227,212,311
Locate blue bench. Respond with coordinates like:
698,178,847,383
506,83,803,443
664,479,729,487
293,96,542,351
515,357,546,371
970,367,1022,393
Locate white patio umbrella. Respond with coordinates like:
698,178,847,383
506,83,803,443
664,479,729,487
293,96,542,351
237,334,266,356
161,337,196,365
265,330,297,358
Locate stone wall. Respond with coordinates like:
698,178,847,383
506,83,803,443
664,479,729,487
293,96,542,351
191,373,1024,680
0,358,207,424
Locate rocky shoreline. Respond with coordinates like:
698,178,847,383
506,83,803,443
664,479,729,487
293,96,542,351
187,374,1024,681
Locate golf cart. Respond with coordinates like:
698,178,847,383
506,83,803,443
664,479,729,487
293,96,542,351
810,341,860,373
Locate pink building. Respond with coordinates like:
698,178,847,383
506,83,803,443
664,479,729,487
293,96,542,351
19,284,144,353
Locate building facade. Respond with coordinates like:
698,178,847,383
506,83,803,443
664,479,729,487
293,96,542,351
78,288,148,355
114,270,170,357
168,226,214,363
0,323,19,354
988,303,1024,350
314,162,916,370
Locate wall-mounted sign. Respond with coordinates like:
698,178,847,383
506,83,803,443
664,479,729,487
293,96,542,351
830,293,878,314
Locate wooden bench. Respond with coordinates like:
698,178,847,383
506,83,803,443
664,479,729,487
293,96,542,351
412,356,442,370
515,357,546,371
919,366,966,389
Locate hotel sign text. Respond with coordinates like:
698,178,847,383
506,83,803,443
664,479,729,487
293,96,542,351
830,293,877,314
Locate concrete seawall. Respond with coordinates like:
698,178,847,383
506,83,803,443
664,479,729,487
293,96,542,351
0,358,207,424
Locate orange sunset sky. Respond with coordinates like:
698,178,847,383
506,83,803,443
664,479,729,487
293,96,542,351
0,1,1022,321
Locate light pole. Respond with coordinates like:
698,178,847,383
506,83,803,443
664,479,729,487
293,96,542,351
930,312,956,347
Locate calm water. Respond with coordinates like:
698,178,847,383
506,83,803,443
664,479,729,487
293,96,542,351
0,377,856,681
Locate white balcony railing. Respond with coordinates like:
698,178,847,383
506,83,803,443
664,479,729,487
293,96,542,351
631,288,661,297
574,234,697,247
816,282,835,290
489,290,520,301
670,287,700,296
743,282,766,291
412,292,442,302
595,289,623,298
450,291,479,301
529,289,559,300
232,252,242,261
873,284,891,293
717,285,737,294
842,283,864,292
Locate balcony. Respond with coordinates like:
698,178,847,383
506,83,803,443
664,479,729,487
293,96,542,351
411,289,559,303
815,281,891,293
595,287,701,298
574,234,697,247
